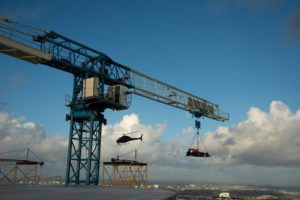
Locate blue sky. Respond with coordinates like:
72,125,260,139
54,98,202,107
1,0,300,186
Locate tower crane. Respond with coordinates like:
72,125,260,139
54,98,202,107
0,17,229,185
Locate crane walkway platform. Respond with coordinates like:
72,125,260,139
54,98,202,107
0,185,176,200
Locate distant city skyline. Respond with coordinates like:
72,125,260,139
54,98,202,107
0,0,300,187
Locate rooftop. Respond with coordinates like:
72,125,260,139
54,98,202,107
0,185,176,200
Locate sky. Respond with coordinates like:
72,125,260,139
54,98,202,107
0,0,300,187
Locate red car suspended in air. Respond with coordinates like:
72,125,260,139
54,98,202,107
186,148,210,157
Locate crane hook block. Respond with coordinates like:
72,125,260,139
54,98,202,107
195,120,200,130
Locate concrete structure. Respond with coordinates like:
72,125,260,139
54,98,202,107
0,185,176,200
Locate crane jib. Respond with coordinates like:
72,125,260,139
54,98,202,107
0,19,228,121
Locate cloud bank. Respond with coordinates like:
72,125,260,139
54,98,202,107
0,100,299,184
205,101,300,167
0,112,68,176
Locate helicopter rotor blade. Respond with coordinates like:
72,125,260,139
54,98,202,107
125,131,139,135
103,130,139,137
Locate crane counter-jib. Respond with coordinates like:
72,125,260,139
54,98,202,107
0,34,51,64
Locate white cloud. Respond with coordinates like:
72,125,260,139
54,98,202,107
182,126,194,135
0,100,300,186
101,114,167,163
204,101,300,167
0,112,67,176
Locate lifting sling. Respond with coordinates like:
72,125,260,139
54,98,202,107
186,119,211,157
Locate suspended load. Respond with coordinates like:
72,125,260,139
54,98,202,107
186,148,210,157
186,119,211,158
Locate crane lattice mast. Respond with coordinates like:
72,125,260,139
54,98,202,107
0,17,229,185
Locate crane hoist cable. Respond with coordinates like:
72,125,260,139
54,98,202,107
186,119,211,158
188,131,209,152
114,149,142,162
0,148,44,164
0,19,42,49
0,17,45,33
0,148,29,155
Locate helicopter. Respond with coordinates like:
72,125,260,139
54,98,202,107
116,131,143,144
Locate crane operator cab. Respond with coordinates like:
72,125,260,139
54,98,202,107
81,77,131,111
107,85,131,110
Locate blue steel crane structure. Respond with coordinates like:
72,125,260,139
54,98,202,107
0,17,229,185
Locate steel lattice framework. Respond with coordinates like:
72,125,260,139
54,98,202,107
0,17,229,185
0,159,43,184
102,162,147,187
